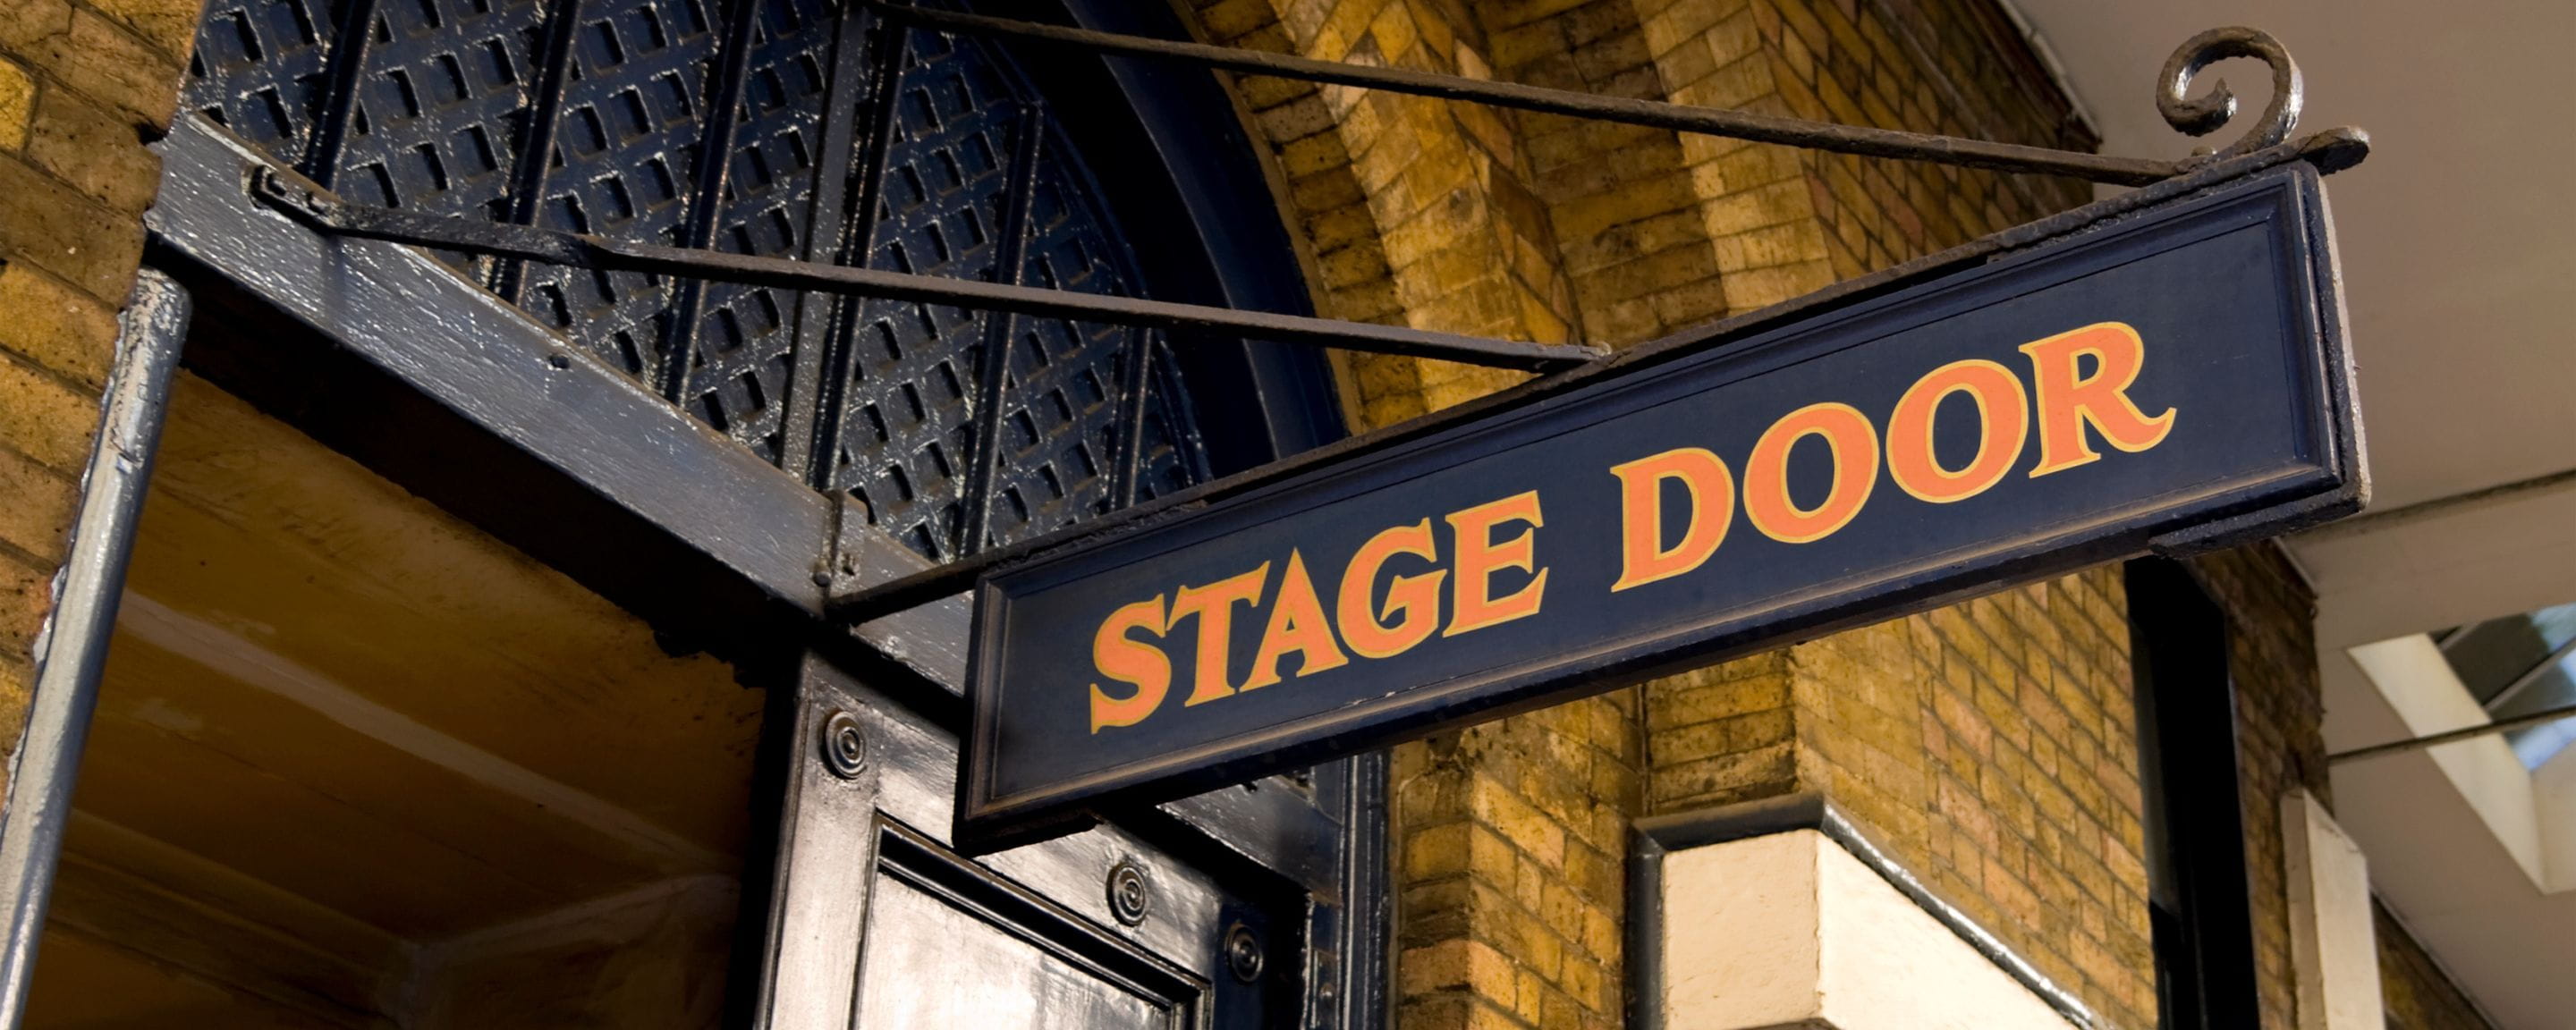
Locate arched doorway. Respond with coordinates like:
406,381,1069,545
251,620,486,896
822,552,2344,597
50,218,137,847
135,0,1384,1025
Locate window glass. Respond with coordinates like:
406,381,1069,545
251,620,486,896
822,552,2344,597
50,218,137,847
2434,602,2576,769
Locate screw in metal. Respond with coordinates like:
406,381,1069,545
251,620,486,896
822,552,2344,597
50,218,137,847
819,710,869,780
1224,922,1263,983
1106,860,1151,926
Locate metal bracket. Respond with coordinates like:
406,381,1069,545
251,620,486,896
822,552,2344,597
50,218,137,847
817,493,875,600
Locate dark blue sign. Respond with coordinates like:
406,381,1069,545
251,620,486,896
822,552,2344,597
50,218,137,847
959,166,2359,851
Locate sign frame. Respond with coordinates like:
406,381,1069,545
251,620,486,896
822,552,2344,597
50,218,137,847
956,164,2361,853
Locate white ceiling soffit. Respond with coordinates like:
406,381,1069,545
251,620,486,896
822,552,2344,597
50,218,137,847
2007,0,2576,511
2003,3,2576,1028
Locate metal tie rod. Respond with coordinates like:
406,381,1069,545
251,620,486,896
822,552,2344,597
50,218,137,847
250,171,1602,374
2329,701,2576,765
871,3,2191,188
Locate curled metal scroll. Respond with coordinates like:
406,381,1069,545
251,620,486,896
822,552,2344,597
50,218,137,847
2159,26,2304,161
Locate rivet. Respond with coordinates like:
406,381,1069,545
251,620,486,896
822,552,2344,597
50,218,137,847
1224,922,1263,983
819,710,868,780
1105,860,1151,926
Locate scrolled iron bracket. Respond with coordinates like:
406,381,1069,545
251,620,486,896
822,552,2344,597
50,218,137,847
2159,26,2305,163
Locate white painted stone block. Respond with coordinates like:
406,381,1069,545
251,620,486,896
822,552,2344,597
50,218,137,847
2283,789,2385,1030
1660,828,2078,1030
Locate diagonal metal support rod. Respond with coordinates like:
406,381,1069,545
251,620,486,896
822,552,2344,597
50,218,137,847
2328,701,2576,765
250,170,1603,373
874,3,2194,187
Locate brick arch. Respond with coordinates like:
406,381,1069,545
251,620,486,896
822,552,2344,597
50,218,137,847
1181,0,1588,430
1632,0,2096,305
1182,0,1852,431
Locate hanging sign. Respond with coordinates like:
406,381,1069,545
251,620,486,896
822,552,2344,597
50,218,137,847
957,165,2360,852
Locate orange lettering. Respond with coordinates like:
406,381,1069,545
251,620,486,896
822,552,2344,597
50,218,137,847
1610,448,1735,591
1170,562,1271,706
1244,551,1349,689
1337,520,1446,659
1089,595,1172,733
2019,322,2174,477
1744,402,1879,544
1887,359,2029,503
1444,492,1548,636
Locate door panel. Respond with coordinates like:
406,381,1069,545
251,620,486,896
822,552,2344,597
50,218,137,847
856,875,1171,1028
745,654,1273,1030
854,829,1199,1029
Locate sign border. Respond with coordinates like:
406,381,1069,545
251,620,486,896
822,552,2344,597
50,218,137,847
957,165,2360,853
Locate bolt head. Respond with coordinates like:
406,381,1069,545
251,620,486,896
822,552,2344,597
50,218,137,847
1106,860,1151,926
820,710,868,780
1224,923,1264,983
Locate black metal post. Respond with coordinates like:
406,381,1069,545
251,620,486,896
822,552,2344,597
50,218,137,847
657,0,771,402
779,7,905,486
955,106,1046,557
296,0,385,187
489,0,590,302
0,270,191,1026
1106,325,1155,511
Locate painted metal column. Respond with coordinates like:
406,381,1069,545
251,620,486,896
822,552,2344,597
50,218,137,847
0,267,191,1026
739,654,884,1030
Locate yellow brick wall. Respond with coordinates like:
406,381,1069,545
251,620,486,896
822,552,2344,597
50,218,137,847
1647,574,2156,1026
1611,23,2143,1017
2377,900,2500,1030
1182,0,2245,1025
1196,0,1577,431
1181,2,2140,1028
1486,0,1724,342
0,0,193,772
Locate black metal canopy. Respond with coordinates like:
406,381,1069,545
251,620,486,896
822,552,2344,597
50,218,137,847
242,3,2371,626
